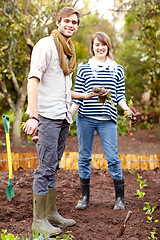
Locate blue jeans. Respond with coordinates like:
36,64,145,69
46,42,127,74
76,114,123,180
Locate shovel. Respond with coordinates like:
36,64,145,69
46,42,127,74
117,210,132,237
2,114,15,201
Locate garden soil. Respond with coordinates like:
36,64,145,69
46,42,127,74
0,124,160,239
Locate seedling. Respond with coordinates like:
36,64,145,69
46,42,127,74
143,202,156,215
134,173,142,182
148,227,158,239
135,173,148,189
139,179,148,189
143,202,159,223
128,168,139,174
0,229,18,240
135,189,145,198
0,229,75,240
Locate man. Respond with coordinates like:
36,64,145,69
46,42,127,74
23,7,104,236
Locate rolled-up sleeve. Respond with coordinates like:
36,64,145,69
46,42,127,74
28,38,51,81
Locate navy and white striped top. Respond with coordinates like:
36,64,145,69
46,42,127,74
73,58,126,123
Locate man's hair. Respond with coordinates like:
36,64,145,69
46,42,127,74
56,7,81,25
90,32,113,59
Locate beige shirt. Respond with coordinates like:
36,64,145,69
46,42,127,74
28,36,73,124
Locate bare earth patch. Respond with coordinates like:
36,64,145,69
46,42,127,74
0,124,160,239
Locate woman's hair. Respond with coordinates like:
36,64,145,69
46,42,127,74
90,32,113,59
56,7,81,26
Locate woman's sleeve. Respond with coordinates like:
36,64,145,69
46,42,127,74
72,66,85,105
116,65,126,103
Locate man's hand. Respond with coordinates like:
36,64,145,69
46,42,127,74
23,118,38,135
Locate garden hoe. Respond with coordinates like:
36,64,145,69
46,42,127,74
2,114,15,201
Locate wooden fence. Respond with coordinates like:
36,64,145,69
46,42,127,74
0,152,160,171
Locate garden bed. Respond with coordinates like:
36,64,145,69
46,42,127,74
0,168,159,239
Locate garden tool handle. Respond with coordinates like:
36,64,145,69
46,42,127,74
6,133,12,179
2,115,12,179
124,211,132,226
2,115,10,133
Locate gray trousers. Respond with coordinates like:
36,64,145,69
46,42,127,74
33,115,70,194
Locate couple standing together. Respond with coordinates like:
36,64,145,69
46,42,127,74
23,7,135,236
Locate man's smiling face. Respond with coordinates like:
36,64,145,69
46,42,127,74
56,14,79,41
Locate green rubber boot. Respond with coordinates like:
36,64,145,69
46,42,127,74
32,193,62,236
46,188,76,227
113,178,125,210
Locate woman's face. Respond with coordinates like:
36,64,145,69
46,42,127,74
92,37,108,61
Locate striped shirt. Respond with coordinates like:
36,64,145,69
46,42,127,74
73,58,126,123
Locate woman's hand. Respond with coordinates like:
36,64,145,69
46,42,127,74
85,89,110,99
124,109,141,124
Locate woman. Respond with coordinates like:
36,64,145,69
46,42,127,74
72,32,136,210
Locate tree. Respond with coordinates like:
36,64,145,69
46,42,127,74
0,0,78,145
115,0,160,111
72,12,114,87
0,0,115,144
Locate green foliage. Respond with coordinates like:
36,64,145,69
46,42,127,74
0,229,18,240
127,168,139,174
117,115,135,136
70,114,77,136
135,173,148,189
148,228,158,239
134,173,147,198
135,189,145,199
72,13,114,86
143,202,156,216
0,230,74,240
115,0,160,113
143,202,159,224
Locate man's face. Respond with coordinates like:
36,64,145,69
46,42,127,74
56,14,79,41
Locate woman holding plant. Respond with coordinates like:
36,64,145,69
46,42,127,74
72,32,138,210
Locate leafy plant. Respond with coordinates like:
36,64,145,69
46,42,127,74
92,87,115,107
127,168,139,174
135,189,145,199
139,179,148,189
135,173,142,182
0,229,18,240
143,202,159,223
122,99,141,133
148,227,158,239
117,114,135,136
0,230,74,240
143,202,156,215
135,173,148,189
